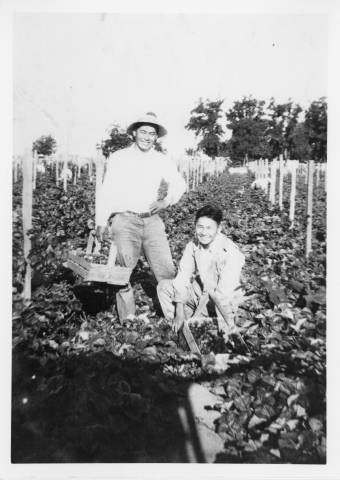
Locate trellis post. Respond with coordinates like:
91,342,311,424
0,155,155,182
63,155,68,192
278,154,284,210
306,160,314,257
186,160,190,192
289,160,298,224
269,158,277,204
56,154,61,185
89,158,93,182
22,150,33,300
315,163,320,187
32,150,37,190
77,155,81,179
13,156,19,183
95,149,105,226
73,156,77,186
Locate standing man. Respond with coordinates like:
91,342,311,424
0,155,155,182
96,112,186,321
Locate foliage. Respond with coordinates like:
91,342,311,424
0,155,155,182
266,99,303,159
225,96,271,164
290,122,311,160
12,168,326,463
32,134,57,156
304,98,327,162
101,124,133,158
12,167,95,291
186,98,225,158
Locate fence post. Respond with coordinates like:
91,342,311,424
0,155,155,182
289,160,297,223
22,150,33,300
63,155,68,192
315,163,320,187
77,155,81,179
56,154,61,185
95,150,105,226
89,158,93,182
269,159,277,204
278,154,284,210
305,160,314,257
13,156,18,183
32,151,37,190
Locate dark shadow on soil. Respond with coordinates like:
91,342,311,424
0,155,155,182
12,348,206,463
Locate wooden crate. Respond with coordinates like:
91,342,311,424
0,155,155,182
66,233,131,286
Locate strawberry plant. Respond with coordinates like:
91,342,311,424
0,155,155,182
12,167,326,463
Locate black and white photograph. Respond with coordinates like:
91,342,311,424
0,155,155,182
2,1,340,478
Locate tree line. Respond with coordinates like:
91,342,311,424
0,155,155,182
185,96,327,164
30,96,327,165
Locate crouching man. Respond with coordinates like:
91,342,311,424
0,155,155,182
157,205,245,338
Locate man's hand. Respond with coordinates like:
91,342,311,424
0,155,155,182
95,225,104,242
173,314,185,334
172,302,186,333
149,198,168,215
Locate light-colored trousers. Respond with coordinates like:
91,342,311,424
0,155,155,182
110,213,176,320
157,278,209,321
157,278,244,331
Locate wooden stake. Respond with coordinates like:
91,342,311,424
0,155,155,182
63,155,68,192
22,150,33,300
95,151,104,226
16,157,19,182
316,163,320,187
56,154,60,184
89,158,93,181
289,160,297,222
12,157,16,183
264,158,269,194
269,159,277,204
278,154,284,210
32,151,37,190
77,156,81,179
306,160,314,257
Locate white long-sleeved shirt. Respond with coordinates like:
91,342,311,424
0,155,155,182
96,144,186,226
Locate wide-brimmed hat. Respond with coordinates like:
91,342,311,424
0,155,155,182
126,112,167,137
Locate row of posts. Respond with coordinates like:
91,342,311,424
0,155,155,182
176,154,228,192
17,149,105,300
247,155,326,257
13,152,98,192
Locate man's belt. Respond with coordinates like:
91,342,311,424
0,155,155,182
125,210,154,218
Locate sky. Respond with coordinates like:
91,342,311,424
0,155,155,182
13,12,328,156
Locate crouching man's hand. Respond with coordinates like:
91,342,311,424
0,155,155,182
95,225,105,242
173,302,185,333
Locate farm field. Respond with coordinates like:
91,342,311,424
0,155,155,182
12,167,326,463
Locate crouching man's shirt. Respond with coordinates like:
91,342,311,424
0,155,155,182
172,232,245,304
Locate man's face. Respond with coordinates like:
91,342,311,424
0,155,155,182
133,124,158,152
195,216,220,247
